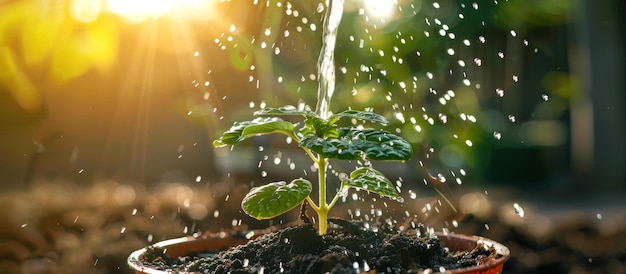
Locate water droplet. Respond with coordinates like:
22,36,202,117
493,132,502,140
473,58,482,66
316,3,324,13
245,231,255,239
495,88,505,97
508,115,516,122
596,213,602,220
436,173,446,183
541,94,549,101
196,176,201,183
513,203,525,217
439,113,448,124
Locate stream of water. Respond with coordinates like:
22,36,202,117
315,0,344,120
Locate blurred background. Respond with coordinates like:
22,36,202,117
0,0,624,273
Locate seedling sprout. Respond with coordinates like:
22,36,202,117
214,105,412,234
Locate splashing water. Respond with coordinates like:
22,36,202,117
186,0,574,237
315,0,344,120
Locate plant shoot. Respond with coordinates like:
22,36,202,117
214,106,412,234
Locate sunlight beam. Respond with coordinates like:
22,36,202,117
105,0,214,23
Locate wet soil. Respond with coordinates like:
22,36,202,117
139,221,496,273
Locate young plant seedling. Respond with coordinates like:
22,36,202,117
213,106,412,235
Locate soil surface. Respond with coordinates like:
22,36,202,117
139,221,497,273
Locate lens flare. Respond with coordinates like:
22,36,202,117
359,0,397,26
105,0,214,23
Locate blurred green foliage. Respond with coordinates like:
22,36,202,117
258,0,578,180
0,0,119,112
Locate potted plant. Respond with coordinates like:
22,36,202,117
128,105,510,273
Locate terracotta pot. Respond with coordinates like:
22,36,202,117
128,232,510,274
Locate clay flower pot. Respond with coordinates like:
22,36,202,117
127,235,246,273
128,232,510,274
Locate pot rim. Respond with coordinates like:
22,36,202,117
128,236,194,274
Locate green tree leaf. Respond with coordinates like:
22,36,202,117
299,128,413,161
213,117,294,147
345,167,401,200
330,110,389,125
241,179,312,220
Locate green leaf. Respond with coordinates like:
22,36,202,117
254,105,315,117
345,167,401,200
299,128,413,161
213,117,295,147
241,179,312,220
304,115,334,138
330,110,389,125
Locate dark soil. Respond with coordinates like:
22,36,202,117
139,221,497,273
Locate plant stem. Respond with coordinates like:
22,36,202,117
317,157,329,235
305,196,320,211
328,183,345,209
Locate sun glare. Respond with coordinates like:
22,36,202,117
71,0,104,23
70,0,215,23
360,0,397,25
